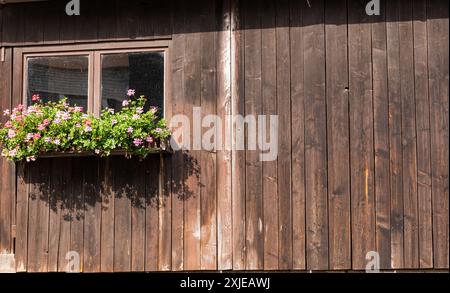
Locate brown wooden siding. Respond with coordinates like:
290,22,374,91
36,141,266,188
0,0,448,271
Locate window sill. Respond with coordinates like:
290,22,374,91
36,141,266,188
35,147,173,159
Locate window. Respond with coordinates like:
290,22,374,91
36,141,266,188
18,41,169,117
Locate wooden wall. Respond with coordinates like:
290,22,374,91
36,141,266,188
0,0,448,271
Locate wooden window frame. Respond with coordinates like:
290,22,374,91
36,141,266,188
13,40,171,117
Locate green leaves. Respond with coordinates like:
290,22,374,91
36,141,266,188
0,96,170,162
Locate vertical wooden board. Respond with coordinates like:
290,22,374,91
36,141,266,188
216,0,233,271
134,0,155,39
427,0,449,269
23,3,44,44
303,0,329,271
100,158,114,272
325,0,351,270
0,47,12,255
1,4,25,46
398,0,419,269
75,0,99,43
243,0,263,270
70,158,85,272
348,0,376,270
183,3,202,271
113,157,131,272
289,0,306,270
153,0,173,39
27,160,50,272
261,0,278,271
371,0,391,270
98,0,118,41
169,0,185,272
275,0,292,270
413,0,433,269
83,158,101,272
158,155,172,271
231,0,246,270
116,0,138,40
145,156,160,271
386,0,404,269
58,0,77,44
200,1,218,271
57,158,72,272
15,163,28,272
42,0,61,44
131,159,146,272
48,158,63,272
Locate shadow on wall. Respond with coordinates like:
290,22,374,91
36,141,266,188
19,151,200,222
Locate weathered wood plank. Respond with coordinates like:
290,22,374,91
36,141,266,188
398,0,420,269
158,155,172,271
113,157,132,272
348,0,376,270
83,158,101,272
371,0,391,270
145,157,160,271
325,0,351,270
0,47,13,255
169,0,186,272
216,0,233,271
27,160,50,272
427,0,449,269
231,0,246,270
200,0,218,270
57,159,72,272
303,0,329,271
261,0,278,271
70,158,85,272
130,159,146,272
413,0,433,269
276,0,292,270
15,163,28,272
386,0,404,269
243,0,263,270
100,158,114,272
48,158,63,272
183,3,202,271
290,0,306,270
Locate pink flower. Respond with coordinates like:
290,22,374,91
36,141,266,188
84,120,91,126
25,133,34,142
37,124,46,131
53,139,61,145
132,114,140,120
136,107,144,114
133,138,143,146
7,129,16,138
61,112,70,121
122,100,129,107
3,109,10,116
32,94,40,102
74,106,83,113
15,115,23,122
108,108,115,114
155,128,162,133
146,136,154,143
75,123,81,128
111,119,118,125
26,156,36,162
84,126,92,132
5,121,12,128
150,107,158,114
17,104,24,111
44,137,52,143
9,149,17,157
95,149,101,154
33,133,41,140
53,118,61,124
127,127,133,134
127,89,136,97
43,119,50,126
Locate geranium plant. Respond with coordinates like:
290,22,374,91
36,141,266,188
0,90,171,162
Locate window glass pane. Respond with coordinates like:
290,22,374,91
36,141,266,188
27,55,89,110
101,51,164,116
